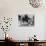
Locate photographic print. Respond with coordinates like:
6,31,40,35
18,14,35,26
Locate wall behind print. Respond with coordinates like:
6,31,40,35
0,0,46,40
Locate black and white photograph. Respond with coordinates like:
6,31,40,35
18,14,35,26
